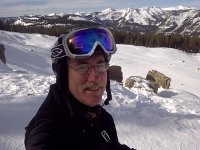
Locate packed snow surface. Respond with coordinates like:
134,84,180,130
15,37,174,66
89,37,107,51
0,30,200,150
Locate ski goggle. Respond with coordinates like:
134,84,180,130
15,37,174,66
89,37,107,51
52,27,117,60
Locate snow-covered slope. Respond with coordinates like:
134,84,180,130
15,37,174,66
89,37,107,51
0,61,10,72
0,30,200,150
0,30,55,74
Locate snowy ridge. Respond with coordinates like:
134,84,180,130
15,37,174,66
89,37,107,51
163,5,195,11
68,16,90,21
8,6,200,34
0,30,200,150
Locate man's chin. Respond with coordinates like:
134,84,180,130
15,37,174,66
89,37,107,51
84,95,102,106
82,89,104,106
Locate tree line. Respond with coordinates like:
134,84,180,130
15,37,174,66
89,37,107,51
112,30,200,53
0,20,199,53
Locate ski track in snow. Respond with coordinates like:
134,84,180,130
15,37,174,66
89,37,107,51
0,73,55,99
1,76,200,150
106,82,200,150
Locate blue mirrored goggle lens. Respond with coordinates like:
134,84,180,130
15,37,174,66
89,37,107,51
67,29,113,55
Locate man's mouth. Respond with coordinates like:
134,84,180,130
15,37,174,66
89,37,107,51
83,82,105,91
86,86,101,91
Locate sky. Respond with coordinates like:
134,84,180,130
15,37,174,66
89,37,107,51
0,29,200,150
0,0,199,17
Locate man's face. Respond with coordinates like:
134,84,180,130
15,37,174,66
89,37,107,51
68,54,107,107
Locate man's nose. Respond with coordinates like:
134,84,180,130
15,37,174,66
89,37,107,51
87,66,99,81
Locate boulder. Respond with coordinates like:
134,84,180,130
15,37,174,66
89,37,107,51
0,44,6,64
125,76,159,93
124,76,136,89
146,70,171,89
109,65,123,83
147,80,159,93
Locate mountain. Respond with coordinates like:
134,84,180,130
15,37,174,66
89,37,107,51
2,6,199,35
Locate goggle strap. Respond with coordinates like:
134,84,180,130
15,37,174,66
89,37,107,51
51,44,66,59
104,70,112,105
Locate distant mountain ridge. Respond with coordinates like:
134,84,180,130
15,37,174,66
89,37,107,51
1,6,200,35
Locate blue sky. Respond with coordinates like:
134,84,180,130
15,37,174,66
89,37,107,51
0,0,199,17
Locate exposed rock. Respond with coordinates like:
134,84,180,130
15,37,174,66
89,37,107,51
124,76,136,89
147,80,159,93
109,65,123,83
0,44,6,64
146,70,171,89
125,76,159,93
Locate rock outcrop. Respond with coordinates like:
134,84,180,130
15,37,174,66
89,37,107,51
109,65,123,83
146,70,171,89
125,76,159,93
0,44,6,64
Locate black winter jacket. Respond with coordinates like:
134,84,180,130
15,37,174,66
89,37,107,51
25,84,134,150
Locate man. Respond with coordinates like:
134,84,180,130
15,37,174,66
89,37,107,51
25,27,135,150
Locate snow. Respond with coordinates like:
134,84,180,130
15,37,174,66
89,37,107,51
0,30,200,150
101,8,116,14
99,7,166,25
68,16,89,21
47,13,64,17
160,9,199,33
14,19,34,26
163,5,194,11
26,17,39,20
0,61,11,73
11,6,200,34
